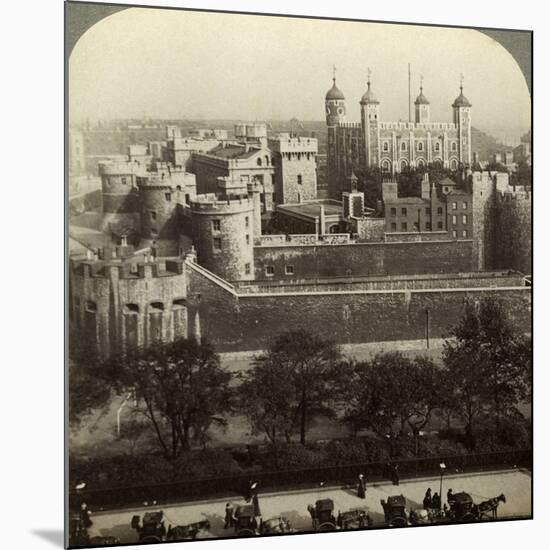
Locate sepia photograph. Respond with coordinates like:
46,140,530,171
65,2,532,548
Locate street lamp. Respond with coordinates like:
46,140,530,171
439,462,446,509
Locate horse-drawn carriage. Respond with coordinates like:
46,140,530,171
234,504,259,536
381,495,409,527
131,511,167,542
260,516,294,535
337,508,372,530
166,519,212,541
308,499,338,531
132,511,213,542
447,492,477,522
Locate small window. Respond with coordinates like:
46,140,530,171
452,215,457,225
437,221,443,230
130,263,138,274
437,207,443,215
121,177,127,185
390,207,396,216
165,193,171,201
297,175,302,185
265,265,274,277
285,265,294,275
150,211,157,221
452,230,457,238
245,263,251,275
417,142,424,152
451,142,458,152
213,237,222,251
426,207,431,215
452,202,457,210
257,158,262,167
125,303,139,313
401,222,407,231
462,230,468,238
426,222,432,230
462,214,467,224
462,201,468,209
150,302,164,311
212,219,221,231
401,207,407,215
391,222,397,232
383,142,389,152
246,234,250,245
434,143,440,152
245,216,249,228
401,142,407,152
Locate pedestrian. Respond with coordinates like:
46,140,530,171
244,480,253,502
391,464,400,486
447,488,455,506
357,474,366,499
423,488,432,509
432,492,441,510
224,503,234,529
252,493,261,518
80,502,93,529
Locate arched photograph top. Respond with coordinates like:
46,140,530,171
66,2,532,548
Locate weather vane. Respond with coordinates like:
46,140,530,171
420,74,424,90
367,67,372,84
460,72,464,90
332,65,336,82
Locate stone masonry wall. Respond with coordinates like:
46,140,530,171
252,240,474,281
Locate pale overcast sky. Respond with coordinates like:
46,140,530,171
69,7,531,143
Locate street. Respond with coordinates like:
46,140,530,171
87,468,531,544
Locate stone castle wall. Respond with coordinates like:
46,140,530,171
186,262,531,352
252,239,474,281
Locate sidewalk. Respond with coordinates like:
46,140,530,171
87,468,531,544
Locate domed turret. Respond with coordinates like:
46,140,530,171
414,81,430,123
360,80,379,105
325,67,346,126
325,79,345,101
452,85,472,108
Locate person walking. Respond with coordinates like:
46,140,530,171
432,492,441,510
447,488,455,506
252,493,261,518
224,503,234,529
423,488,433,509
80,502,93,529
391,464,400,486
357,474,366,499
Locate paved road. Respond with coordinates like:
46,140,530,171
87,468,531,544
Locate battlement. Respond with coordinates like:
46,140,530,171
379,121,457,131
337,122,362,128
98,160,143,176
268,135,318,153
190,193,254,213
71,256,185,280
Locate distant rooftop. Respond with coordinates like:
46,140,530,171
207,144,260,160
277,200,343,219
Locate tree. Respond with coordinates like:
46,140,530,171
343,352,442,455
245,330,341,445
442,298,531,449
238,356,296,445
101,338,232,460
68,365,112,426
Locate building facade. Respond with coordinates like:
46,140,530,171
326,75,472,199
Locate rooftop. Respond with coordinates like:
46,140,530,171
206,144,261,160
277,200,343,219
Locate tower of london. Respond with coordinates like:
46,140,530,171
326,72,472,199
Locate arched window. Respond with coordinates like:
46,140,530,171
265,155,269,165
381,160,391,172
418,142,424,152
383,142,389,152
450,159,458,170
434,142,440,152
401,142,407,152
257,158,262,167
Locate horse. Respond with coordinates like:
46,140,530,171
475,494,506,520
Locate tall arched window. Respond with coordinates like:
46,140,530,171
257,158,262,167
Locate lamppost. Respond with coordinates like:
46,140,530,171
425,308,430,349
439,462,446,509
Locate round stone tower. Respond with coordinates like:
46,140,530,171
190,195,255,281
137,171,180,240
98,160,140,233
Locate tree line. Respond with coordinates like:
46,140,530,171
70,297,531,462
